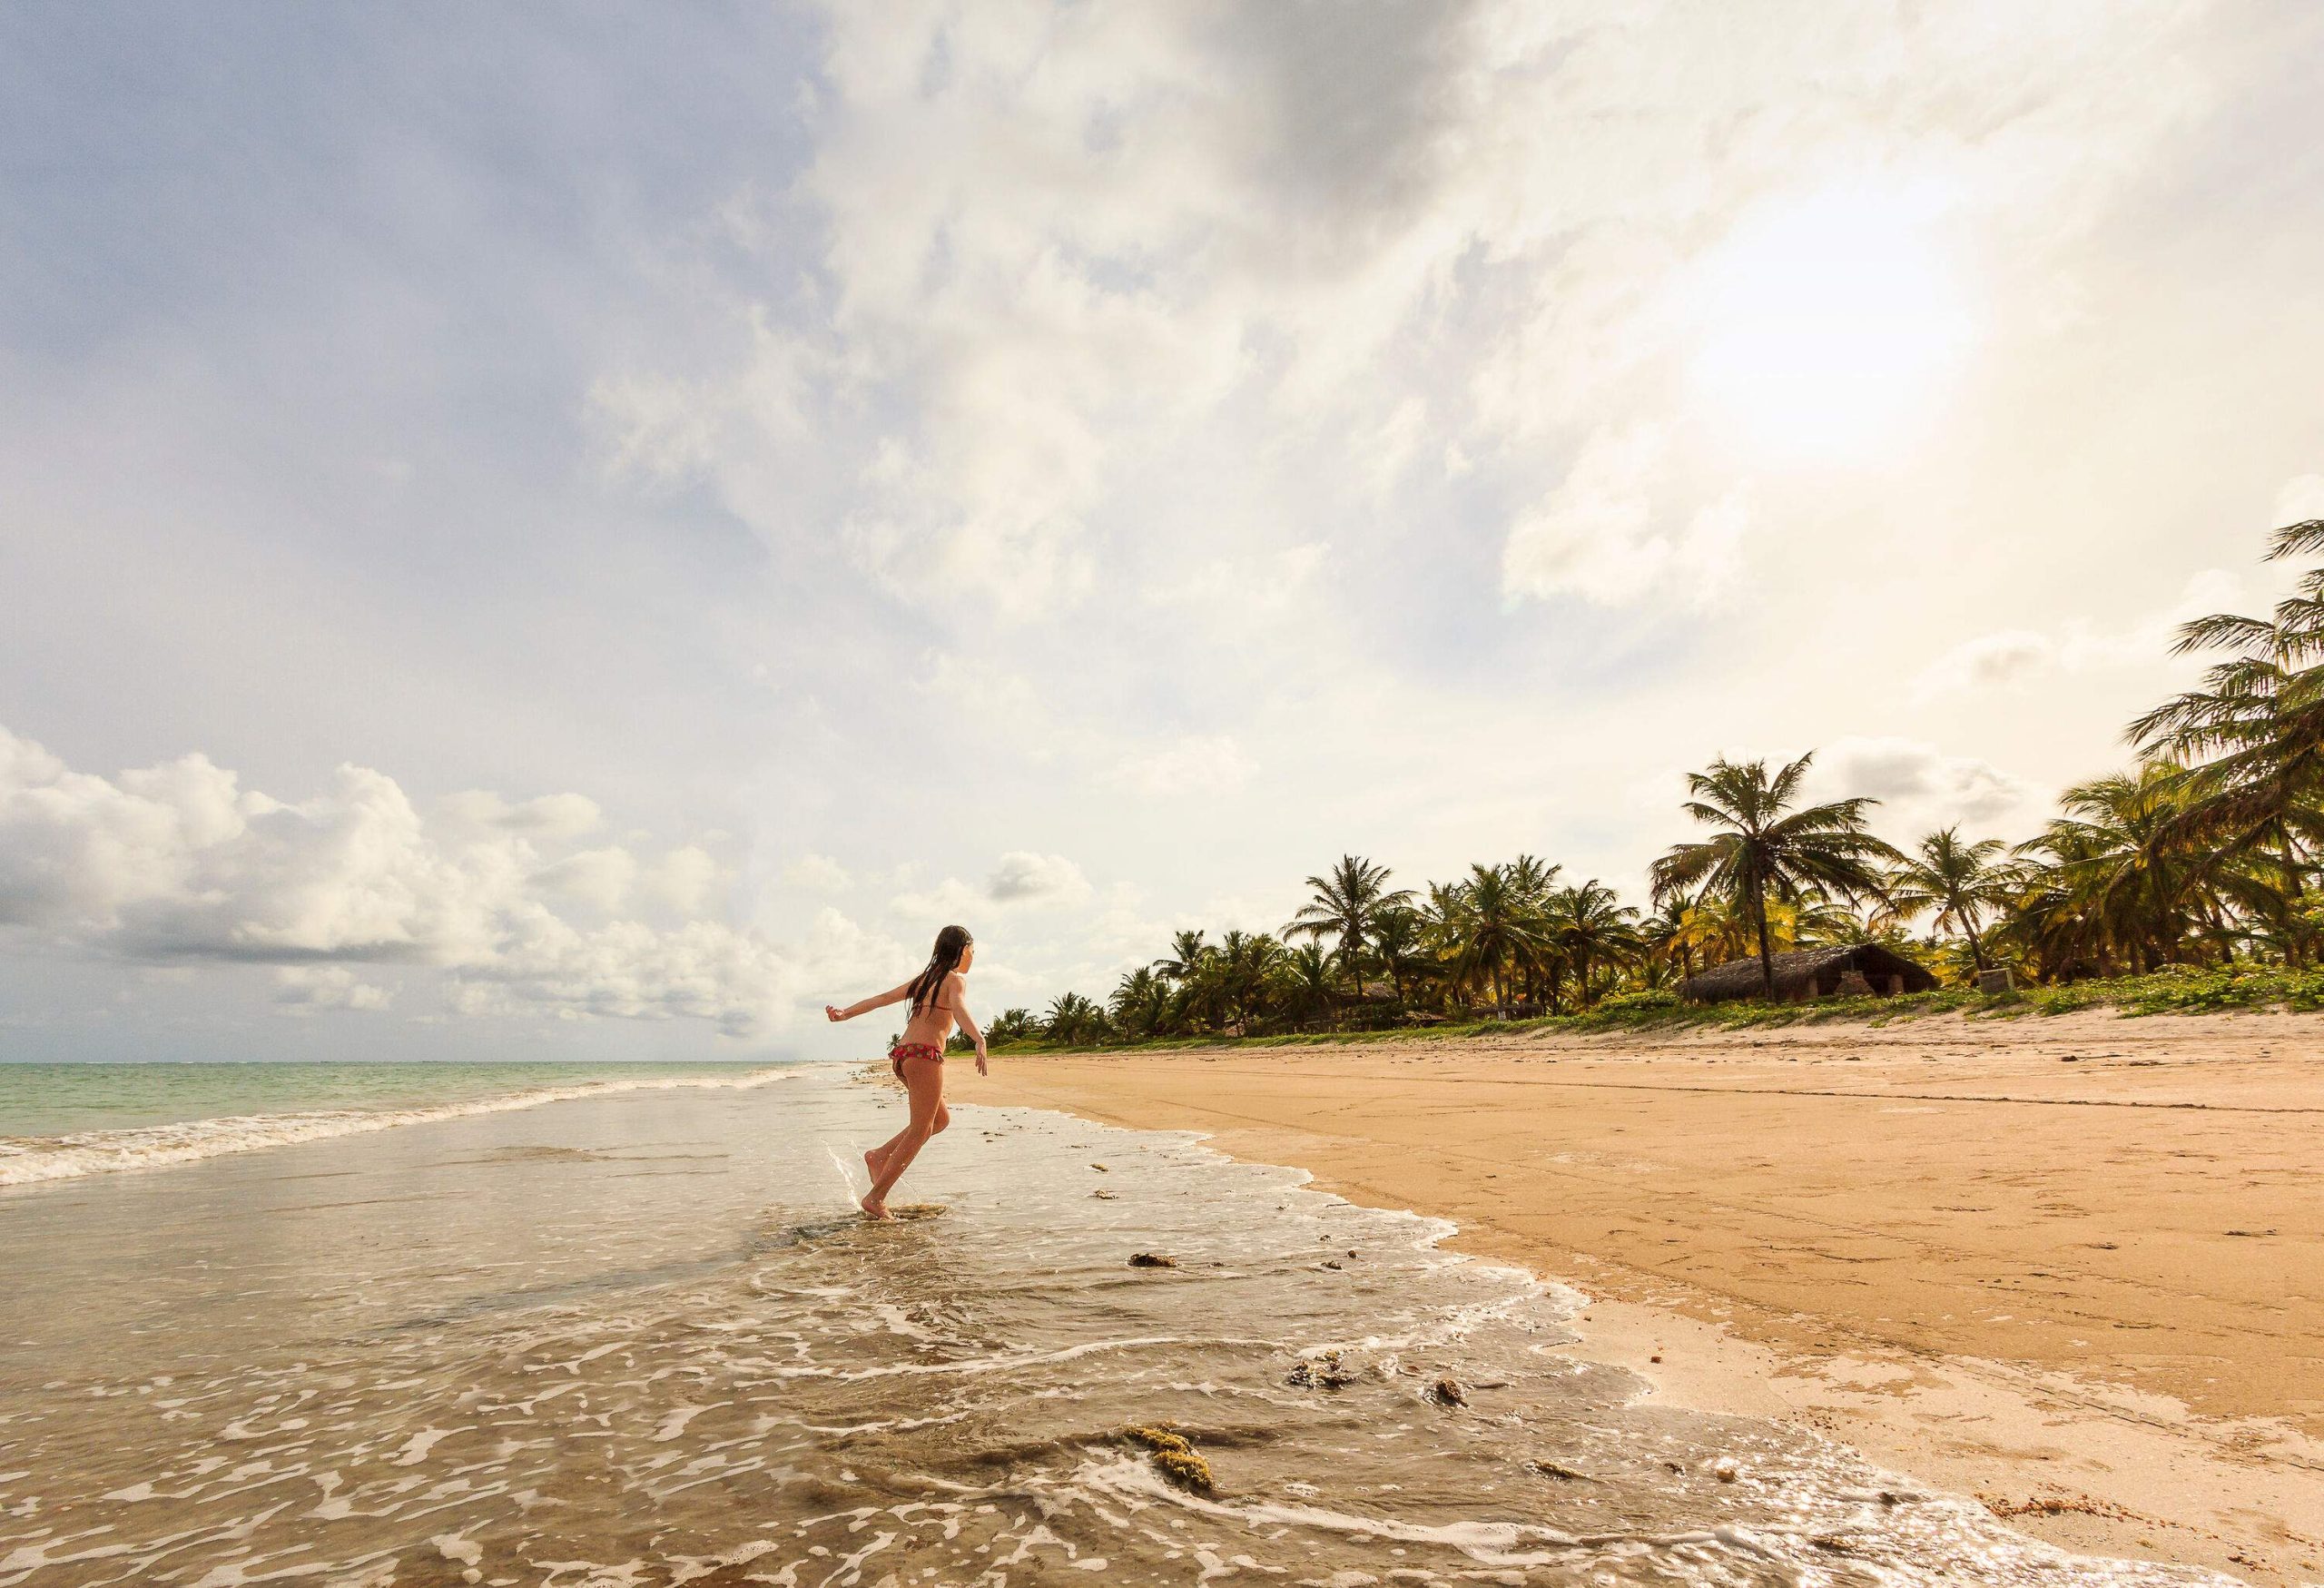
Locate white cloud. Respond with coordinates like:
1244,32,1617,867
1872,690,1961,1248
273,965,391,1015
530,847,637,912
1502,426,1748,607
645,845,723,915
2275,473,2324,527
0,724,798,1035
612,1,2221,620
1914,628,2059,695
1147,543,1330,622
1914,568,2248,699
925,651,1048,721
1104,735,1253,796
889,849,1094,922
883,877,988,927
438,789,603,840
783,853,852,893
985,850,1090,906
1813,735,2034,832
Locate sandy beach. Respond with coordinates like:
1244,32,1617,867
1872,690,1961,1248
981,1009,2324,1584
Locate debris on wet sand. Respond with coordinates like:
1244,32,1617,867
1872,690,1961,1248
1124,1425,1214,1493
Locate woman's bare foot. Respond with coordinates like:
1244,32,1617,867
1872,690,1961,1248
860,1193,893,1220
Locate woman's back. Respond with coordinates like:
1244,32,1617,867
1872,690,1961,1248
899,972,962,1047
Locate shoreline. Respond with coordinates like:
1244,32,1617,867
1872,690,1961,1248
977,1008,2324,1584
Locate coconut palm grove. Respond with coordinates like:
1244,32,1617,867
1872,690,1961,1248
982,519,2324,1049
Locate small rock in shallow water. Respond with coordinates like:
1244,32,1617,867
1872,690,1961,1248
1128,1252,1177,1267
1712,1458,1739,1484
1429,1378,1467,1407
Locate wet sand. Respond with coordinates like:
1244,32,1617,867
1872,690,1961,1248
980,1009,2324,1584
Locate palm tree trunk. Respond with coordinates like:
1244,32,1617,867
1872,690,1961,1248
2280,825,2306,970
1751,886,1776,997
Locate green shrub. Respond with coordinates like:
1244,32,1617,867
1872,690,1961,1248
1596,988,1681,1011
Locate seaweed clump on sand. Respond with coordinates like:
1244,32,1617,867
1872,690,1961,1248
1428,1377,1467,1407
1123,1425,1213,1493
1284,1350,1359,1389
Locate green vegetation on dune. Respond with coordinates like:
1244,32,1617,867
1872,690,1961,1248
993,965,2324,1057
969,518,2324,1056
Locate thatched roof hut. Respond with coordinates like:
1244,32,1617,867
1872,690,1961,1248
1681,944,1936,1004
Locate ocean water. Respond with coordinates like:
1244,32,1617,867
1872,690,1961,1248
0,1064,2229,1587
0,1061,785,1185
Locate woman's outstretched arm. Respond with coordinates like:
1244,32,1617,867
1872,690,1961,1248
826,981,912,1021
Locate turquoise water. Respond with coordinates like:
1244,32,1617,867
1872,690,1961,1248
0,1060,783,1138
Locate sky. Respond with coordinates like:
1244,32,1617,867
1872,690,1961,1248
3,0,2321,1062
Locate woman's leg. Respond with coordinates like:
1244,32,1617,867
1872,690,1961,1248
862,1058,945,1218
865,1099,947,1179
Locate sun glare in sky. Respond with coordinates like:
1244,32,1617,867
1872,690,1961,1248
1688,184,1975,467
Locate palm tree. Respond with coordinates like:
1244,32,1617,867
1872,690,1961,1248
1418,880,1473,1013
1152,929,1211,984
1506,854,1561,900
1546,879,1639,1008
1369,904,1432,1010
1795,897,1882,947
1636,907,1688,981
2129,573,2324,964
1286,855,1414,997
1649,754,1900,997
1887,827,2013,972
1044,991,1108,1046
1443,863,1548,1018
1108,967,1172,1040
1503,854,1562,1005
1682,891,1759,967
1276,941,1338,1027
1216,930,1285,1031
2010,766,2216,975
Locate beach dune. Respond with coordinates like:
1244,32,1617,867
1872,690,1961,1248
982,1008,2324,1585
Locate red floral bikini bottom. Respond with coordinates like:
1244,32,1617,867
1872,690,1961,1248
888,1041,943,1081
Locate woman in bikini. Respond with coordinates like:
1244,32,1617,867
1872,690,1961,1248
825,923,988,1219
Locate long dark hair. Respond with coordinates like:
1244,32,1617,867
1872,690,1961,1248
907,924,973,1013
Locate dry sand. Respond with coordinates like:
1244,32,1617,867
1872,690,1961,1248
978,1008,2324,1584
